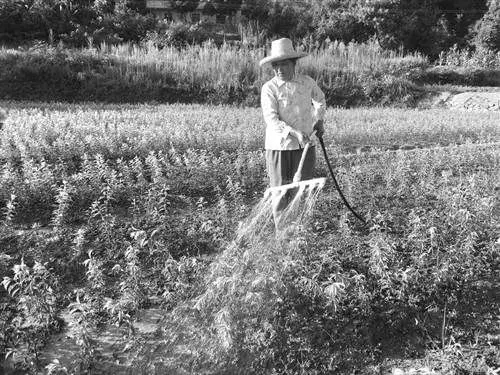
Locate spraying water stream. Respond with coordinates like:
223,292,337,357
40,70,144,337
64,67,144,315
185,178,328,352
111,179,330,372
236,178,326,242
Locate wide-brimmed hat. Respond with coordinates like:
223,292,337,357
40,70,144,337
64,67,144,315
259,38,308,67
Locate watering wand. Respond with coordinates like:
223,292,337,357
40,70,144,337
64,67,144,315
317,135,367,225
292,130,316,183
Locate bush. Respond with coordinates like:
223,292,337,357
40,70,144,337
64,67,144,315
418,66,500,86
362,75,421,106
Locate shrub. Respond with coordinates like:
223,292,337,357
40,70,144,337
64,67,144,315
418,66,500,86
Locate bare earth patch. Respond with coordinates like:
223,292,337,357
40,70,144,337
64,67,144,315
431,91,500,111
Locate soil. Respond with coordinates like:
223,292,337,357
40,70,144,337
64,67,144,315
423,89,500,112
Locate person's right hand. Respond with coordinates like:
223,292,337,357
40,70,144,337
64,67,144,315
291,129,309,147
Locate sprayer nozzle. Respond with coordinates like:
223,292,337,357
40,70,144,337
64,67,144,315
264,177,326,197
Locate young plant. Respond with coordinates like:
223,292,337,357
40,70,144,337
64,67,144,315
3,193,17,228
2,259,60,371
52,181,73,231
105,230,146,334
68,290,99,373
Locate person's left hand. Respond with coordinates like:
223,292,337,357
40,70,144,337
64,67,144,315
313,119,325,138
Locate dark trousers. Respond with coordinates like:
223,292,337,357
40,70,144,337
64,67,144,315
266,147,316,214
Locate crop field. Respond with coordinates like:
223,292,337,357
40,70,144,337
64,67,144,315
0,101,499,374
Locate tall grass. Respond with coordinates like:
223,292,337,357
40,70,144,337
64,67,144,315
98,41,263,91
101,39,428,88
0,40,429,105
301,40,427,74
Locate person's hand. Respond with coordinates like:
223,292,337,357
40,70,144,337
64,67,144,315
291,129,310,147
313,119,325,138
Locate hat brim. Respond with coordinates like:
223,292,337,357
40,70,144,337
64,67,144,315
259,52,308,67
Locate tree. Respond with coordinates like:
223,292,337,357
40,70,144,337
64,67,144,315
241,0,312,41
241,0,270,23
111,1,157,42
0,0,49,41
434,0,488,47
472,0,500,51
367,0,491,56
213,0,242,15
93,0,115,14
172,0,199,13
369,0,454,57
309,0,374,44
126,0,147,13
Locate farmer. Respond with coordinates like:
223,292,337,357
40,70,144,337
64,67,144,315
259,38,326,231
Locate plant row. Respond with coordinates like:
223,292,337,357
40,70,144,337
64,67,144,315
1,103,498,168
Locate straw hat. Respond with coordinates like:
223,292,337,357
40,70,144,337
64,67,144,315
259,38,308,67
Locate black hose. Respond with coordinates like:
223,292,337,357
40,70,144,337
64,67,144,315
318,136,367,225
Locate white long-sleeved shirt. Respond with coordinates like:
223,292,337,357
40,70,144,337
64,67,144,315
261,74,326,150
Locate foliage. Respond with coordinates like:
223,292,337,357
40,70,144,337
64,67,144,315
367,0,488,57
0,102,498,372
0,0,155,47
308,0,374,44
146,142,498,374
0,0,497,60
67,290,99,373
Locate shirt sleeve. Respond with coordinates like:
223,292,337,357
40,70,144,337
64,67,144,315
310,78,326,122
261,83,292,143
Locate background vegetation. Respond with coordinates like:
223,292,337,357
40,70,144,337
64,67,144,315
0,0,499,107
0,40,499,107
1,0,499,55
